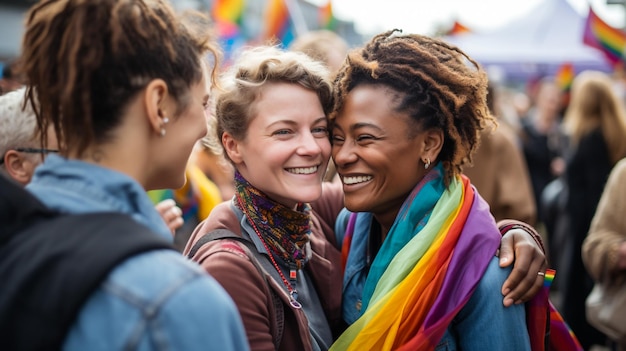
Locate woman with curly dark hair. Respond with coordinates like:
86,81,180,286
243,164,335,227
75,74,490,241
329,30,564,350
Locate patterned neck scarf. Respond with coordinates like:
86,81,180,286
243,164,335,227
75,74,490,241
234,171,311,270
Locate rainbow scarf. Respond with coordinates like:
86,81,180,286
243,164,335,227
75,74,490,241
331,167,501,350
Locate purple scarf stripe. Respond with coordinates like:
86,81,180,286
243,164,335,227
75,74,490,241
424,190,501,328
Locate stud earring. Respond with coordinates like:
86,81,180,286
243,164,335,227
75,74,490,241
159,116,169,137
424,158,431,170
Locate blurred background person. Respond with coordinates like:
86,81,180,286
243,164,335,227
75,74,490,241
0,88,57,185
289,29,349,76
583,158,626,351
519,77,568,229
464,82,537,225
559,70,626,350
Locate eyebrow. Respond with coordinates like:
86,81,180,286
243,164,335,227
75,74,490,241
267,116,328,128
333,122,384,133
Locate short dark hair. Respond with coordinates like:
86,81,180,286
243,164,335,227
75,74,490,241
331,29,493,185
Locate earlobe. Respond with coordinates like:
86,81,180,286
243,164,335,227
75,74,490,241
222,133,243,164
422,129,444,162
144,79,170,135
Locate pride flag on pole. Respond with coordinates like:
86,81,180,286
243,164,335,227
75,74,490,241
212,0,244,25
319,1,337,30
446,21,471,36
555,62,574,92
263,0,295,47
583,8,626,66
211,0,246,63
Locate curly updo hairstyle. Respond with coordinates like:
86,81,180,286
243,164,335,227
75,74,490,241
331,29,493,185
20,0,220,157
213,46,333,162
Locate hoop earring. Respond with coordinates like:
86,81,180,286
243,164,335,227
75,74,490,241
423,157,431,170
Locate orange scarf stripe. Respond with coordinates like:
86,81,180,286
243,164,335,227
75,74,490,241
393,178,475,348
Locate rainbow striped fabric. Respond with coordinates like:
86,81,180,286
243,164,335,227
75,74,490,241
331,173,502,350
263,0,295,47
446,21,471,36
319,1,337,30
541,269,584,351
583,8,626,66
555,62,574,92
212,0,244,25
211,0,246,64
332,163,583,350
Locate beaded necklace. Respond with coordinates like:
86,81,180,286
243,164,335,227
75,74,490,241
234,171,311,309
237,195,303,309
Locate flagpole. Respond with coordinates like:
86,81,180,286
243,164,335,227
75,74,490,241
284,0,308,37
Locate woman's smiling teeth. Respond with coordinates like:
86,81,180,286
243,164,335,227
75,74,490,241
286,166,318,175
342,175,373,185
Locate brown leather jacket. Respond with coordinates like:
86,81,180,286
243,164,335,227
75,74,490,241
184,183,344,351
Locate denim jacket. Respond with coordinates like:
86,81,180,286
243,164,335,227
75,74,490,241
335,208,531,351
27,155,249,351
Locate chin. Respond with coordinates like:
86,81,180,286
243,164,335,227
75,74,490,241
148,173,186,192
288,188,322,204
343,197,372,213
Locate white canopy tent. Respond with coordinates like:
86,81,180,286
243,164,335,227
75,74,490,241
443,0,612,82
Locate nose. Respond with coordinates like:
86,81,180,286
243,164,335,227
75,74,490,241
297,131,325,156
332,140,357,168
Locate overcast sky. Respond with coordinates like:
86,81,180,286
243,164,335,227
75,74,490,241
308,0,625,36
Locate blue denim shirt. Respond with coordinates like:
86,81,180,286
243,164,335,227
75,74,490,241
27,155,249,351
335,208,531,350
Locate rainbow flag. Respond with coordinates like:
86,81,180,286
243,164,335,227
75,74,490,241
212,0,244,25
446,21,471,36
319,1,337,30
211,0,246,64
555,62,574,92
263,0,295,47
583,8,626,66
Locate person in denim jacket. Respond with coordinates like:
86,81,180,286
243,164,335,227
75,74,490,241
18,0,249,350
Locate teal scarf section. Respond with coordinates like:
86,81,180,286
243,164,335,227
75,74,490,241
361,163,446,312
